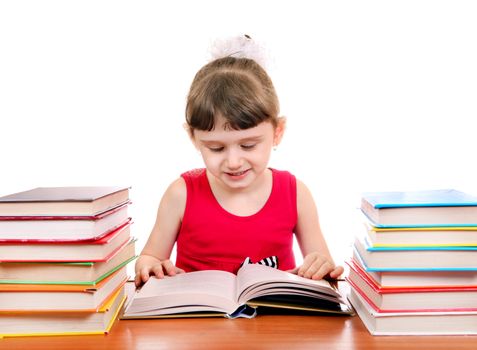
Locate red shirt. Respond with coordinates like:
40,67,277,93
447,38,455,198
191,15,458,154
176,168,297,274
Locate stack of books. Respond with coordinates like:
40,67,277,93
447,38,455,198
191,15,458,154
347,189,477,335
0,186,136,337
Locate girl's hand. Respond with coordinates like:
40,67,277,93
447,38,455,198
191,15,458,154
287,252,344,280
134,256,185,287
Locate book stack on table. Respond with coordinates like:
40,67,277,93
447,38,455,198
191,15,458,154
0,186,136,338
347,189,477,336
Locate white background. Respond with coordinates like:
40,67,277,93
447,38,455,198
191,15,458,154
1,1,476,271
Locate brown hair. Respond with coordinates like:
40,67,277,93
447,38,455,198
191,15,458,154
186,56,279,133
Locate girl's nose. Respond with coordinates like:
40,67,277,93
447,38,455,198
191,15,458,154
225,148,242,169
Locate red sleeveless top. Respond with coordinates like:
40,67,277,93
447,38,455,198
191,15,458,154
176,168,297,274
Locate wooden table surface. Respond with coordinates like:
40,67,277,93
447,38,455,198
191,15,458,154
1,309,476,349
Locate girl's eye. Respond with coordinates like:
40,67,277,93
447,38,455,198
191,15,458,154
208,147,224,153
241,144,256,150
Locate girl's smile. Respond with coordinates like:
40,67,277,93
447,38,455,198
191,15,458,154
224,168,251,180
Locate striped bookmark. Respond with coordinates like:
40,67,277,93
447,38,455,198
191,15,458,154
241,256,279,269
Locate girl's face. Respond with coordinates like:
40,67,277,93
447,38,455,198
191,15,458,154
192,116,284,192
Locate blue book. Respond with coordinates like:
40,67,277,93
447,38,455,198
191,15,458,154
351,251,477,288
361,189,477,228
353,236,477,271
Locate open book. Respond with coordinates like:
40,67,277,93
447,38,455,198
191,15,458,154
122,263,353,319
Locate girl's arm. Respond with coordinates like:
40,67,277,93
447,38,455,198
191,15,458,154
292,179,344,280
134,177,187,287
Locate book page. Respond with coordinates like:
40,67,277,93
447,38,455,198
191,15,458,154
239,286,343,304
124,270,239,316
236,264,340,304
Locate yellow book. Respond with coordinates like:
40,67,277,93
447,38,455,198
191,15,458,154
364,222,477,247
0,287,125,338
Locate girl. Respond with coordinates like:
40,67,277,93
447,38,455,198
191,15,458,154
135,36,343,287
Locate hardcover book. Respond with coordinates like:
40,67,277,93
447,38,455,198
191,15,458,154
353,235,477,270
0,222,132,262
347,260,477,312
0,239,136,285
361,189,477,227
123,263,353,319
363,221,477,247
0,204,130,241
348,288,477,335
0,186,130,217
0,266,127,311
349,255,477,288
0,288,126,338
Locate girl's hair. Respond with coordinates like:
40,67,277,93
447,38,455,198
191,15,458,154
186,56,279,133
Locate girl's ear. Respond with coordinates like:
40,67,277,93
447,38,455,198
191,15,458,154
183,123,193,138
184,123,199,149
273,117,287,147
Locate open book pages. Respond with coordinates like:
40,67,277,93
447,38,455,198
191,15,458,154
123,263,352,318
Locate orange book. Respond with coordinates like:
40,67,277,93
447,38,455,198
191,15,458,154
0,266,127,312
0,288,126,338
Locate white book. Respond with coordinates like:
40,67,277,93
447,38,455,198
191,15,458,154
352,252,477,288
348,288,477,336
360,189,477,227
353,235,477,270
0,205,129,241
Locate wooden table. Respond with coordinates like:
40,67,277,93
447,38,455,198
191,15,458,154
1,313,476,350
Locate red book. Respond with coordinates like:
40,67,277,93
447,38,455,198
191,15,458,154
0,203,130,241
0,239,136,285
347,260,477,313
0,221,132,262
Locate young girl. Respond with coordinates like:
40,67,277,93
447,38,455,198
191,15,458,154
135,36,343,287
